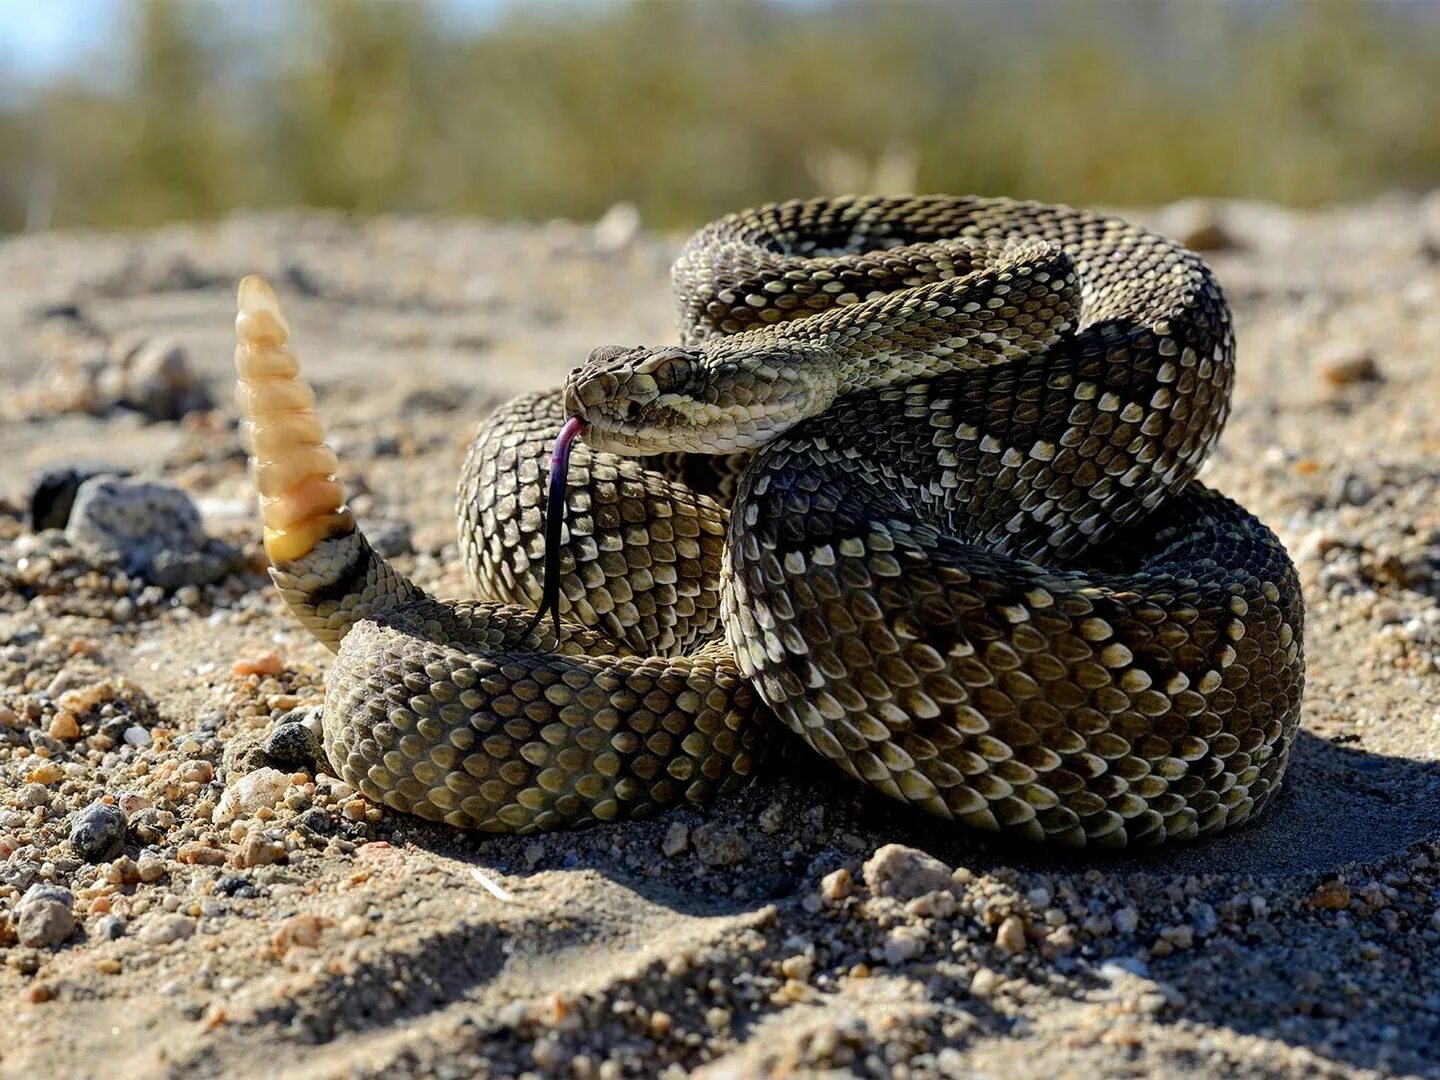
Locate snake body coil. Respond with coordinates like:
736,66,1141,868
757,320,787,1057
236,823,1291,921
234,196,1304,846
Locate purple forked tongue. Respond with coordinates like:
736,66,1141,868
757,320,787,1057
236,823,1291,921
524,415,585,643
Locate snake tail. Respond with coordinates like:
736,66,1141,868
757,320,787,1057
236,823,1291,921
234,275,421,651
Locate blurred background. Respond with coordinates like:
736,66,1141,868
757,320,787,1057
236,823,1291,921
1,0,1439,236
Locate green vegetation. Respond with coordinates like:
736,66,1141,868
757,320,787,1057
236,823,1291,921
2,0,1438,234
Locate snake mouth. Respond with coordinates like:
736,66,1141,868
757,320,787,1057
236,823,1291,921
523,414,586,644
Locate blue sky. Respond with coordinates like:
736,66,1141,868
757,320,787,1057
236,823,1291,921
0,0,517,86
0,0,119,81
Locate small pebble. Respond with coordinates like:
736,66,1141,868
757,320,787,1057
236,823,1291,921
234,834,286,869
862,844,952,900
780,954,813,982
48,712,80,741
215,767,291,823
1321,354,1383,388
232,651,285,678
271,913,327,956
297,807,335,835
117,792,151,819
996,914,1028,954
94,915,127,940
27,762,64,786
691,823,748,866
970,968,1003,997
819,867,854,905
176,841,228,866
883,926,925,965
102,855,141,885
661,823,690,857
213,874,261,900
141,913,196,945
1309,880,1352,910
16,885,76,948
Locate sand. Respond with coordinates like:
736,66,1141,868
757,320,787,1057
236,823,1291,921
0,196,1438,1079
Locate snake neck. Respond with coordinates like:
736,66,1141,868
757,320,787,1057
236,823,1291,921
234,276,423,651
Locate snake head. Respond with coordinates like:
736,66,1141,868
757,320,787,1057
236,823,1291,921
564,342,834,455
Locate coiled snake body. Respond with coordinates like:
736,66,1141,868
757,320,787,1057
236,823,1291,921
234,196,1304,847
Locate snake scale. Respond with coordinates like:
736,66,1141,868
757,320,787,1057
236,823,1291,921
233,195,1304,847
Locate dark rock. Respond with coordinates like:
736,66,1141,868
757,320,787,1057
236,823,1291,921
69,802,127,862
213,874,261,899
298,807,335,836
263,720,323,771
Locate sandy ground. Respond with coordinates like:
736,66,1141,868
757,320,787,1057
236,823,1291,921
1,197,1439,1079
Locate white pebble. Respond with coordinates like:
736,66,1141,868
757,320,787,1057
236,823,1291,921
883,926,926,965
214,767,292,825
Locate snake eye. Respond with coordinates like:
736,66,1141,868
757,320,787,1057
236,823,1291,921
641,349,695,391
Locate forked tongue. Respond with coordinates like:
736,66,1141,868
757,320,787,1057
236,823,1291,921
523,415,585,643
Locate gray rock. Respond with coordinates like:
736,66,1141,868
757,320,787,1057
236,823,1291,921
15,884,75,948
64,476,241,590
69,802,127,862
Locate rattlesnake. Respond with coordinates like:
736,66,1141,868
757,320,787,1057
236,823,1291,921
234,196,1304,846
